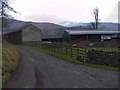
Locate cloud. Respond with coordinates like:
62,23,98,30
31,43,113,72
118,1,120,23
24,14,66,23
103,3,118,22
11,0,119,23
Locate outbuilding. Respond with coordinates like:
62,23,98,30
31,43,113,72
3,20,41,44
2,20,70,44
31,22,70,43
66,30,119,42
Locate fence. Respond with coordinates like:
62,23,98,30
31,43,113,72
76,41,119,47
41,43,87,61
40,43,119,67
25,42,119,67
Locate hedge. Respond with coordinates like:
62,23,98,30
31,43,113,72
86,50,120,67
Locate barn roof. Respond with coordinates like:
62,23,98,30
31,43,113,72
2,20,27,34
66,30,120,35
30,22,67,39
2,20,68,39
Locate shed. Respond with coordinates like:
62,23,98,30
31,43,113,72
3,20,42,44
66,30,120,42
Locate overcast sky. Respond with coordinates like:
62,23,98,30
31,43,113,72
11,0,119,23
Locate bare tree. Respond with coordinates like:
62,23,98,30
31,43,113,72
91,7,100,30
0,0,18,27
90,22,96,30
0,0,18,19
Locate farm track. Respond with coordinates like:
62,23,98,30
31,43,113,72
6,46,118,88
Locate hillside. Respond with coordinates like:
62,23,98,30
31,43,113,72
2,17,119,33
2,18,66,35
59,21,119,31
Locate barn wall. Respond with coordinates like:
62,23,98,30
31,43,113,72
42,38,63,43
22,25,41,43
70,34,101,42
71,35,86,42
41,31,70,43
3,31,22,44
88,35,101,42
62,31,71,42
3,34,9,41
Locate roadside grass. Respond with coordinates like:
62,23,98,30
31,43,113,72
88,47,120,52
0,39,2,88
30,45,119,71
2,41,20,86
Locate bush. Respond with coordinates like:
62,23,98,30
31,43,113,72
86,50,120,67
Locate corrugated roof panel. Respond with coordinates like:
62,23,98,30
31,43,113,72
66,30,119,35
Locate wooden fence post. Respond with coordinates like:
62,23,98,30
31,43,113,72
71,46,73,57
66,46,67,56
53,44,55,52
85,48,87,61
61,45,62,54
54,44,55,53
77,47,79,57
57,44,59,53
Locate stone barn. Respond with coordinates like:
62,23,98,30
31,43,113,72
2,18,70,44
3,20,41,44
30,22,70,43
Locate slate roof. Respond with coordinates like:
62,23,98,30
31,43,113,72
2,20,27,34
2,19,68,39
30,22,67,39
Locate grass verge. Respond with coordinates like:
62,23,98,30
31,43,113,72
88,47,120,52
2,41,20,86
30,46,119,71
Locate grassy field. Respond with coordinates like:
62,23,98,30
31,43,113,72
2,41,20,86
30,45,119,71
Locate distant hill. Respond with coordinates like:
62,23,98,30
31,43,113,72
2,17,120,34
58,21,87,27
1,17,14,27
2,17,67,35
66,26,89,30
1,17,66,30
99,22,119,30
60,21,120,31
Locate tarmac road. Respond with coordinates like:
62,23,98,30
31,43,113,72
6,46,118,88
